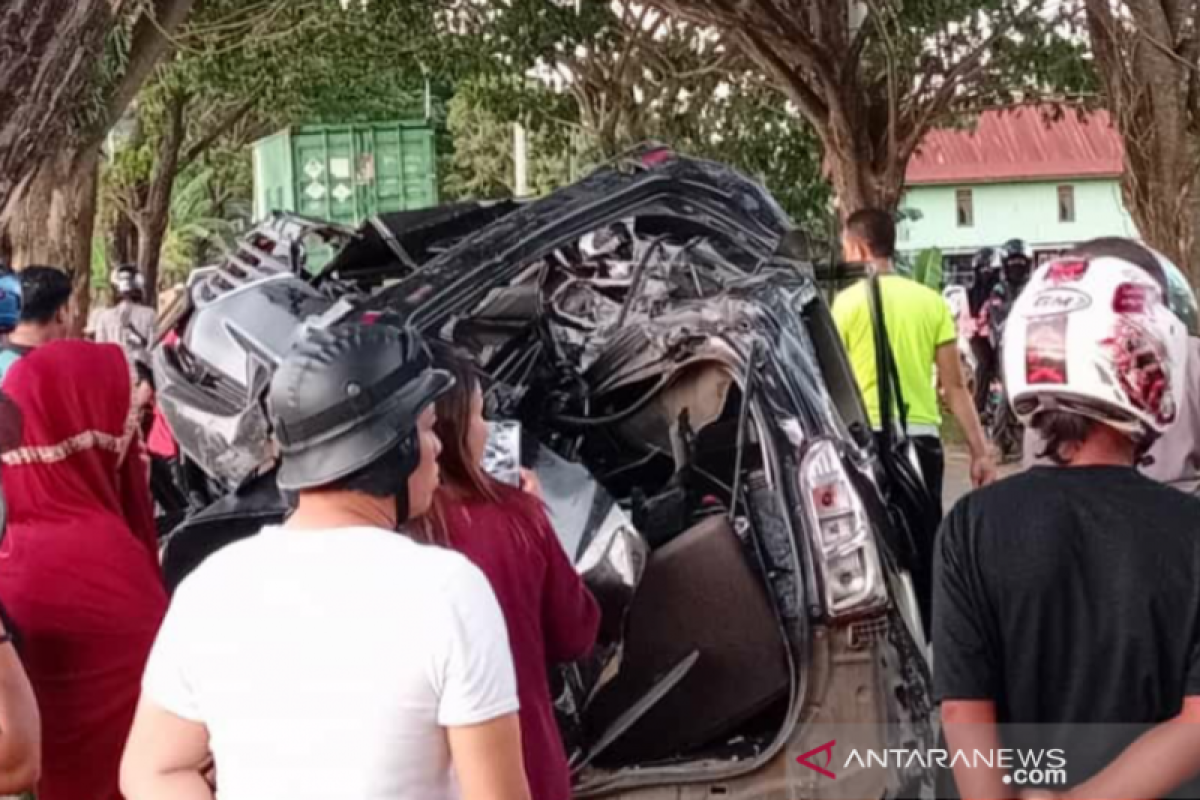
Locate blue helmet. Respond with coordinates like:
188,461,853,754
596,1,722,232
0,272,22,333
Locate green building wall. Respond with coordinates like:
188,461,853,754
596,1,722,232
897,178,1139,259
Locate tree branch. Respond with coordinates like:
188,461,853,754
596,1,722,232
180,94,260,168
730,26,830,129
91,0,197,148
900,3,1040,162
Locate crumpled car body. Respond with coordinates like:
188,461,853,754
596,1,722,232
154,150,936,798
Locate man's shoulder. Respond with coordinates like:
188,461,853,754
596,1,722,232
832,281,870,322
181,525,482,600
943,470,1045,537
884,275,945,306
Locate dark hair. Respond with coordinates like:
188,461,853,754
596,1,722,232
414,340,538,546
1034,410,1095,466
133,360,156,390
844,209,896,259
325,438,415,499
18,266,72,325
1069,237,1167,294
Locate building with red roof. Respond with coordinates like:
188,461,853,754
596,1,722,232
898,106,1139,281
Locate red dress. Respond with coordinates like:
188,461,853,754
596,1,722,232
0,341,167,800
442,491,600,800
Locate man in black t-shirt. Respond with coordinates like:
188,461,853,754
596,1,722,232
934,238,1200,799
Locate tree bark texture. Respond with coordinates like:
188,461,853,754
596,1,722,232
1084,0,1200,284
4,149,101,333
109,210,141,267
0,0,113,215
1,0,196,319
136,93,190,309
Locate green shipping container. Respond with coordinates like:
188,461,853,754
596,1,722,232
252,121,439,227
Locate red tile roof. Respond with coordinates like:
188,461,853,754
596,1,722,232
905,106,1125,186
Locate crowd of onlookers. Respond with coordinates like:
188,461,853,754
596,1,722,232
0,216,1199,800
837,213,1200,799
0,264,598,800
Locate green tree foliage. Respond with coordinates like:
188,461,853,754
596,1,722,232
443,82,573,200
643,0,1094,215
443,3,831,229
103,0,455,298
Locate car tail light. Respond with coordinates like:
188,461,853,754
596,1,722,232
800,440,888,618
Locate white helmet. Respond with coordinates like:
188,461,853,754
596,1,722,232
112,264,146,295
1003,242,1189,443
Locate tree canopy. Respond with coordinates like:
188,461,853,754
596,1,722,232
642,0,1093,214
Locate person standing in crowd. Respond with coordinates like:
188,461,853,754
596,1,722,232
0,605,40,794
1021,239,1200,494
122,324,532,800
0,387,41,796
0,268,22,348
88,264,157,365
935,239,1200,799
0,265,72,382
988,238,1034,331
417,342,600,800
966,247,999,415
0,340,168,800
833,209,996,506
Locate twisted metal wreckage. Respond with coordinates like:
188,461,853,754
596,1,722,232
150,149,936,799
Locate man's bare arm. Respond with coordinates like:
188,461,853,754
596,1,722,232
943,699,1015,800
1061,697,1200,799
936,343,997,487
448,713,531,800
120,697,214,800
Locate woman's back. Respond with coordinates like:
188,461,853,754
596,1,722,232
442,491,599,800
0,341,166,800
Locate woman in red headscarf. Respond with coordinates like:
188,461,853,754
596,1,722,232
0,340,168,800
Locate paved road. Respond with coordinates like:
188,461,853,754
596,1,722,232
943,445,1021,509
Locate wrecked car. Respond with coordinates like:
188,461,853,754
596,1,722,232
153,150,935,799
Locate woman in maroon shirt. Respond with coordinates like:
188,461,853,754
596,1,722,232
416,343,600,800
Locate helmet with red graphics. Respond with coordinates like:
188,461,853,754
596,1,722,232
1003,237,1190,444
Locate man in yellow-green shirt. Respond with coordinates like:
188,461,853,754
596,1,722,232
833,209,995,511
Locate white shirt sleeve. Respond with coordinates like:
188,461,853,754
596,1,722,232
435,560,520,727
141,577,205,722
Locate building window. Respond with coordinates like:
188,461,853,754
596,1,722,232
956,189,974,227
1058,185,1076,223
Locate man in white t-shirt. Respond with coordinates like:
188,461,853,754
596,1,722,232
86,264,157,365
121,323,532,800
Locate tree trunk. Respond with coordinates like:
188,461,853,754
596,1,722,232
823,141,905,219
0,0,113,212
109,210,141,266
136,93,189,309
2,148,100,333
1083,0,1200,285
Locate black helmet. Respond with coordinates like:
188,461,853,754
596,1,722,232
1001,238,1032,285
1001,238,1029,260
269,323,453,493
971,247,996,272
